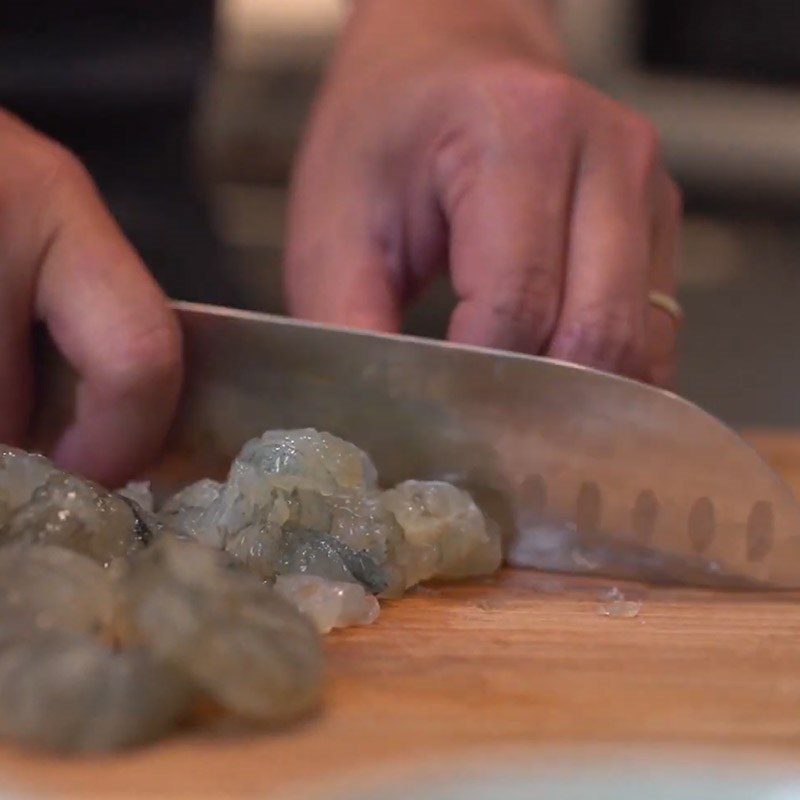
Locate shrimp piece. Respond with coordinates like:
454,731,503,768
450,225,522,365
0,544,115,635
158,432,500,599
0,432,503,754
234,428,378,494
221,515,283,579
124,536,323,724
0,544,191,752
0,447,57,523
118,481,155,513
160,431,382,586
155,430,500,630
165,429,376,544
159,479,225,546
277,528,388,594
274,574,379,633
5,473,146,565
0,628,190,752
325,492,408,597
381,481,502,586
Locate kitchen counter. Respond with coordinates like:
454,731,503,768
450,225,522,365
0,431,799,797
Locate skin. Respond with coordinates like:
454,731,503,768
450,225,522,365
0,0,680,484
0,110,181,485
287,0,681,384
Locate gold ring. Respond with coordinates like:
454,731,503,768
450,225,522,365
648,291,684,323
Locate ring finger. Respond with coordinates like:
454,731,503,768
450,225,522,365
647,174,683,388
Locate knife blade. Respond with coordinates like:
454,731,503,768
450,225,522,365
33,301,800,588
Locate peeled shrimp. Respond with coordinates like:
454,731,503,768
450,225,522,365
123,536,323,723
274,574,380,633
4,473,145,565
162,430,500,598
0,543,191,752
0,429,499,753
0,628,189,752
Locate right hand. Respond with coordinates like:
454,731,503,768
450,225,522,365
0,110,182,486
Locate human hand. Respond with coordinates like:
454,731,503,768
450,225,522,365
285,0,681,386
0,110,181,485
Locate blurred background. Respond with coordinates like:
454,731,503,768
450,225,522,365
6,0,800,426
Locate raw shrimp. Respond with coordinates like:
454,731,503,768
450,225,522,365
118,481,156,513
0,447,57,524
167,430,377,549
160,431,499,599
0,628,190,752
234,428,378,493
0,543,191,752
274,574,379,633
313,482,500,593
159,479,225,547
4,473,146,565
324,492,407,596
0,544,115,635
124,536,323,723
0,429,500,753
382,481,502,585
277,528,389,594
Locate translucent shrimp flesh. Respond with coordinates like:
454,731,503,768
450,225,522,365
0,430,500,752
165,429,501,596
0,628,190,752
0,542,191,752
122,536,323,724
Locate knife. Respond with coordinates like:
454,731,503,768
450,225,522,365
33,301,800,589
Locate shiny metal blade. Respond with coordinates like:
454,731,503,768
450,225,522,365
34,301,800,588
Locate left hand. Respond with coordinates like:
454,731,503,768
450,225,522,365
285,0,681,387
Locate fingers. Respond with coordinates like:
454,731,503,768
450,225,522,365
544,99,681,387
548,107,658,379
438,90,577,352
0,110,182,485
432,71,680,385
284,156,402,334
647,175,683,388
285,62,681,387
0,274,33,448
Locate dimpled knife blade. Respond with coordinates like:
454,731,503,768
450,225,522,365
35,301,800,588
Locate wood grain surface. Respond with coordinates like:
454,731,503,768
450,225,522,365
1,431,800,798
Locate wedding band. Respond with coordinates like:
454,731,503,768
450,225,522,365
648,291,684,323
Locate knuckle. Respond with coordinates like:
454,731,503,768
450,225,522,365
555,307,646,372
488,263,560,343
622,112,663,182
470,63,577,117
0,120,98,247
436,67,581,208
30,139,92,195
665,177,684,220
625,111,662,152
451,64,580,155
0,113,94,200
528,72,584,128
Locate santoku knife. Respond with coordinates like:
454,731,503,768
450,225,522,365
34,301,800,589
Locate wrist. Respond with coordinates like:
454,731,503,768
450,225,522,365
344,0,568,72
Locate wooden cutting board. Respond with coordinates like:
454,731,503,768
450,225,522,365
1,431,800,798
